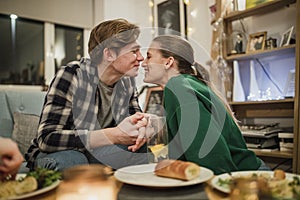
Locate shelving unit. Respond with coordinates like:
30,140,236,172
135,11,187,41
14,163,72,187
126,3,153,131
216,0,299,173
226,44,295,61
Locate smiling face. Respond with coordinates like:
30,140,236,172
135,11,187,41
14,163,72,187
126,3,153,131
142,41,170,86
112,41,144,77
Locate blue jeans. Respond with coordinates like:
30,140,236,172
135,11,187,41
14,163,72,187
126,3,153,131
34,144,148,171
257,159,271,171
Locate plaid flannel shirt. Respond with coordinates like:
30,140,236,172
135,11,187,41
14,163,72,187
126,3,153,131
25,58,142,168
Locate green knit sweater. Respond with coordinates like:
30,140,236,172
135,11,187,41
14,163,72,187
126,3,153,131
164,74,261,175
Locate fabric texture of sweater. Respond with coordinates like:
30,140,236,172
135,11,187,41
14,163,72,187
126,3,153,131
164,74,261,175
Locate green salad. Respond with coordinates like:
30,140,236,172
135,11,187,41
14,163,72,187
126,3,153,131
26,168,61,189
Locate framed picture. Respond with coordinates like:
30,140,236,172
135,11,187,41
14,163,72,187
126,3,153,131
246,31,267,53
144,86,164,116
246,0,274,9
280,26,294,47
153,0,186,36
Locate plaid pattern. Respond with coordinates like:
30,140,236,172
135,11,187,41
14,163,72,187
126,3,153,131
25,58,142,168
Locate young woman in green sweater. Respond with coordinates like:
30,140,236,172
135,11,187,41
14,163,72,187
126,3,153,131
141,35,269,175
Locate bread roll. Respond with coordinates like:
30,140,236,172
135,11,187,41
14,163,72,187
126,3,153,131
154,160,200,181
0,176,38,198
273,169,286,180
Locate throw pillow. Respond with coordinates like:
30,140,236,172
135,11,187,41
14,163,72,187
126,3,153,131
12,112,40,156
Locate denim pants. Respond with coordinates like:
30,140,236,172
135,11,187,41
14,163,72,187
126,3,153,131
257,159,271,171
34,144,148,171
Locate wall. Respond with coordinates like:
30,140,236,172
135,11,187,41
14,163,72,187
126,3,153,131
0,0,213,103
0,0,93,28
100,0,153,92
187,0,212,69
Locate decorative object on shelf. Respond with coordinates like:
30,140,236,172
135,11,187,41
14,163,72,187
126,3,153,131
232,0,239,11
246,31,267,53
209,3,217,22
236,0,246,11
279,26,294,47
232,0,246,11
246,0,274,9
265,37,277,49
255,58,284,100
232,60,245,102
247,60,260,101
283,69,295,98
229,31,247,55
210,0,233,81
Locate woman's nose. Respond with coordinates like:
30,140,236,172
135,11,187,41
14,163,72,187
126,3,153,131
141,60,147,68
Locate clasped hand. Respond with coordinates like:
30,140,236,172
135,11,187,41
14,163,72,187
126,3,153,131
117,112,158,152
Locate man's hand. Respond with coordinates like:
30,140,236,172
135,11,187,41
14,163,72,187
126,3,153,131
0,138,24,181
117,112,146,137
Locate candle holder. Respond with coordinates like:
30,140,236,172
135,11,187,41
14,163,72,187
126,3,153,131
56,164,116,200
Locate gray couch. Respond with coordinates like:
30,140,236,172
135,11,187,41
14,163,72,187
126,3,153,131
0,89,46,172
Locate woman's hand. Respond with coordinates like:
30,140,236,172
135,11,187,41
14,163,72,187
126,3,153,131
128,114,161,152
0,138,24,181
128,117,148,152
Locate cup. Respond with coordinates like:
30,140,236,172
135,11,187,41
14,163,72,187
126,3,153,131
146,116,169,163
230,177,272,200
56,164,117,200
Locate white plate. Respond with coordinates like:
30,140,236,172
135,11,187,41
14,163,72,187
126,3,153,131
210,170,300,194
114,163,214,187
4,174,60,200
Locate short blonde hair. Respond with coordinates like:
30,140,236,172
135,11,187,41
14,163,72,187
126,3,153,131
88,18,140,62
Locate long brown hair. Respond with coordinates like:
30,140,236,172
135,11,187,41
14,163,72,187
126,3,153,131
153,35,239,125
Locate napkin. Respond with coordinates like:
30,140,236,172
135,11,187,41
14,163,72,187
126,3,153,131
117,184,209,200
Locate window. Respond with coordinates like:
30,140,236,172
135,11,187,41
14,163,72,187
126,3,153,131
54,25,83,72
0,14,84,86
0,14,44,85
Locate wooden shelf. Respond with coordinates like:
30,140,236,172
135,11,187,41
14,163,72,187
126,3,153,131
215,0,299,173
226,45,296,61
229,98,294,106
224,0,296,22
230,99,294,118
252,149,293,159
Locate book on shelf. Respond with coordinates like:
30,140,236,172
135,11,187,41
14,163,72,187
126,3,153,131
245,136,279,149
278,131,294,152
279,147,293,152
249,148,279,152
240,123,281,138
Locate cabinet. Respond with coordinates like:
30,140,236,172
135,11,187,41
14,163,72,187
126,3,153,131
214,0,299,173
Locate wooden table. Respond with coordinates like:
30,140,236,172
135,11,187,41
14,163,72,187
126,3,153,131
23,178,230,200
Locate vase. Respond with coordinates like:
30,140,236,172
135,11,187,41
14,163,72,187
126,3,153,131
248,60,260,101
232,60,245,102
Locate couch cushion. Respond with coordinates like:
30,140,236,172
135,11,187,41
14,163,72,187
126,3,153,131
12,112,40,156
0,90,46,138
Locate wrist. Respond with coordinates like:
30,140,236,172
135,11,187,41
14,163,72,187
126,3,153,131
104,127,120,144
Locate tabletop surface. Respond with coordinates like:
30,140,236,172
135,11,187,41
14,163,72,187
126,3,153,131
17,178,230,200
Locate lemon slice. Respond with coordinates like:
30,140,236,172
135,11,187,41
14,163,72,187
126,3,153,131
149,144,168,162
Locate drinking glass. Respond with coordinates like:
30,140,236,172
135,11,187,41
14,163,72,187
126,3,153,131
146,116,169,163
